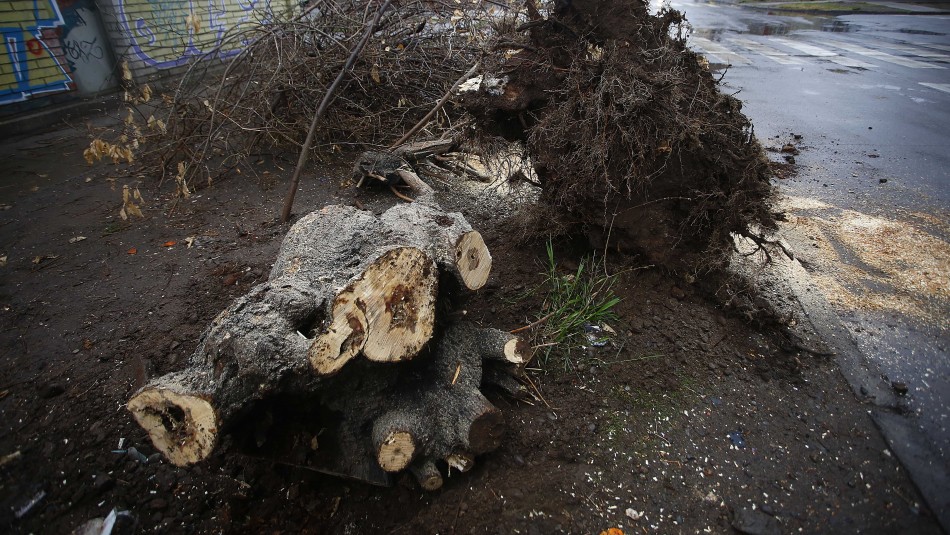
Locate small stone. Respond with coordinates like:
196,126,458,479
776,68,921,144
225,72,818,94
587,423,597,433
169,340,181,351
859,385,869,396
879,178,888,184
512,454,526,467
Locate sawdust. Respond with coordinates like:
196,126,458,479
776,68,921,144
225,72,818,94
781,196,950,328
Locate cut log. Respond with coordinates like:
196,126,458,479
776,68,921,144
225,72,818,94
410,459,444,491
271,204,444,374
129,201,492,466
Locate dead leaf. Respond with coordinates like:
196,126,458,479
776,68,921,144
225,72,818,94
127,247,137,255
371,65,381,84
176,162,191,198
185,236,196,248
186,11,201,33
69,236,87,244
82,339,94,350
31,255,58,265
0,256,6,267
599,529,624,535
163,241,177,247
119,60,132,84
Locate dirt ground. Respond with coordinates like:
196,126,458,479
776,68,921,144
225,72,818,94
0,121,943,534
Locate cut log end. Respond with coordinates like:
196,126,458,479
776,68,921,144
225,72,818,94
411,460,444,491
376,431,417,472
127,389,217,467
360,247,438,363
309,296,368,375
503,338,531,364
446,451,475,474
455,231,492,290
467,405,505,454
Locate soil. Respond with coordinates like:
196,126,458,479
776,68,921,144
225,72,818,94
0,121,943,534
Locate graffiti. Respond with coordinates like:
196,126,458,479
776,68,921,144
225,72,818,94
0,0,74,104
63,36,103,63
117,0,262,70
58,3,116,94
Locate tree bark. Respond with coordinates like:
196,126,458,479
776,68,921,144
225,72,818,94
129,201,492,466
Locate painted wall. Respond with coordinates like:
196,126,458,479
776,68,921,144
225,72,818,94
0,0,293,110
99,0,292,82
0,0,74,105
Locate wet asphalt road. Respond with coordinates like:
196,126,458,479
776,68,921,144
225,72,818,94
657,0,950,490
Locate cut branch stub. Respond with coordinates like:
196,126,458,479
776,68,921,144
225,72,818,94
372,409,423,472
381,202,492,291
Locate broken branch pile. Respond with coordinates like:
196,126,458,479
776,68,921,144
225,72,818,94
128,197,527,489
138,0,501,187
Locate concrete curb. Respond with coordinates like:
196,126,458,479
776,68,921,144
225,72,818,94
779,250,949,533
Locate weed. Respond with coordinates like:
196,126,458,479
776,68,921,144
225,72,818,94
535,240,620,371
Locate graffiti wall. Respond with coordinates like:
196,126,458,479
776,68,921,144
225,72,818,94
0,0,73,105
0,0,293,109
100,0,291,79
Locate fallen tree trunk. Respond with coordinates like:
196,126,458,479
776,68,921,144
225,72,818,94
129,199,492,465
128,195,519,489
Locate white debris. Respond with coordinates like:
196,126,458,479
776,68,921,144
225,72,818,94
625,508,644,520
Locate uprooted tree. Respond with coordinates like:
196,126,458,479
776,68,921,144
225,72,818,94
462,0,776,272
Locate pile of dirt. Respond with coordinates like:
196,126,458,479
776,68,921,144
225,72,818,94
462,0,776,272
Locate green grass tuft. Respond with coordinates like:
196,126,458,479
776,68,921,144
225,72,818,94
536,240,621,370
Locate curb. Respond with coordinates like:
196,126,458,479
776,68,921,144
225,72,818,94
779,247,950,533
